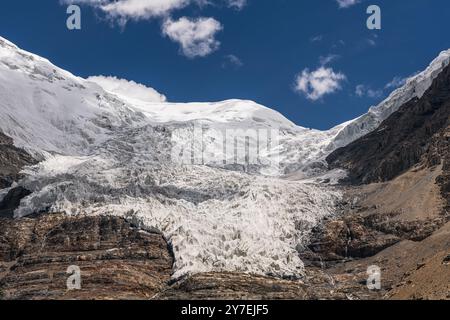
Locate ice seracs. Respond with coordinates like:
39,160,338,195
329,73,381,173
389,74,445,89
1,35,450,278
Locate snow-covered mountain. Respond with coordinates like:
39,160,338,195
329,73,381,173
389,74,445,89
1,35,449,278
331,49,450,150
1,36,449,174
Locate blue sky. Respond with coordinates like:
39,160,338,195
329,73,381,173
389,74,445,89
1,0,450,130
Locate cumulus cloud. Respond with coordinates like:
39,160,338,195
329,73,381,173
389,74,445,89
336,0,360,8
87,76,167,103
294,67,346,101
63,0,246,21
162,17,223,58
62,1,247,58
63,0,193,21
102,0,190,20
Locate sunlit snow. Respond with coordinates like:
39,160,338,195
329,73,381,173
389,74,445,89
1,36,449,278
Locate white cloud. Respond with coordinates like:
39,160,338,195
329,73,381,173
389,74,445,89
385,76,409,90
87,76,167,103
162,17,223,58
223,54,243,68
63,0,246,21
102,0,190,20
355,84,365,96
63,0,192,21
62,1,247,58
366,33,378,47
355,84,383,98
295,67,346,101
319,54,340,66
227,0,247,10
336,0,360,8
367,38,377,47
310,35,323,43
356,73,416,100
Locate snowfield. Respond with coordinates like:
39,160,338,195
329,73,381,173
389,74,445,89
1,35,449,278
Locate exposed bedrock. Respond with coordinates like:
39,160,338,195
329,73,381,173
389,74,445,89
0,130,36,189
307,62,450,299
0,213,384,300
0,214,174,300
327,64,450,189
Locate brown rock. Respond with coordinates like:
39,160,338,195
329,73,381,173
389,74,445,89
0,130,36,189
0,213,174,300
327,64,450,189
158,272,309,300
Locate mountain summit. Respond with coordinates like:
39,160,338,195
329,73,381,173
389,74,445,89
1,36,449,284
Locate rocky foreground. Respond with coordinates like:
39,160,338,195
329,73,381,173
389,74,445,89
0,208,448,300
0,212,377,300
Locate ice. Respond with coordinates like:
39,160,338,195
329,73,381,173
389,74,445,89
2,35,449,175
1,35,449,278
16,154,341,278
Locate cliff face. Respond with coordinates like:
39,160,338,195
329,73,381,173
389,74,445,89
312,63,450,300
327,64,450,190
1,213,378,300
0,131,35,189
0,214,174,300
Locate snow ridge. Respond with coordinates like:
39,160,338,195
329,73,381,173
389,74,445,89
1,35,449,278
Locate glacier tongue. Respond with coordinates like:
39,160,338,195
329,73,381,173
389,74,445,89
11,120,340,278
16,153,341,278
1,35,450,278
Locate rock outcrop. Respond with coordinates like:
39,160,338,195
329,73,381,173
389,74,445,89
327,64,450,187
0,186,31,218
0,214,174,300
315,61,450,300
0,131,35,189
0,213,379,300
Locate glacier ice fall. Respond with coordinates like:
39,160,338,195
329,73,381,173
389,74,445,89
1,36,450,278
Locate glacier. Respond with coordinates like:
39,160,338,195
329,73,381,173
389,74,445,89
1,35,450,278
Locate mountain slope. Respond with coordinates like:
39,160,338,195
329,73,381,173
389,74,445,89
330,49,450,150
304,61,450,300
1,35,450,281
327,63,450,186
2,36,449,176
0,36,340,279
